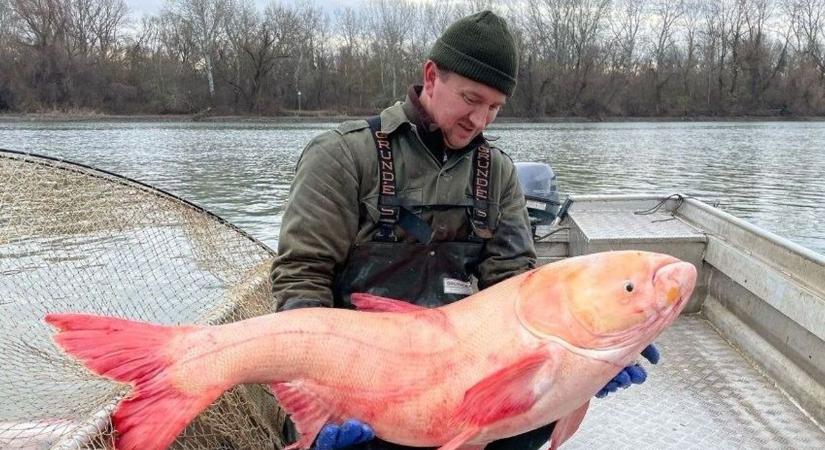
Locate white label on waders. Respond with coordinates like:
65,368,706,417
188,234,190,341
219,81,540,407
526,199,547,211
444,278,473,295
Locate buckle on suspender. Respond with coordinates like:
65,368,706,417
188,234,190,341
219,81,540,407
375,223,399,242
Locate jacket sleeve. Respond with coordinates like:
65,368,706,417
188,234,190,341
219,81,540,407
476,159,537,289
271,131,361,311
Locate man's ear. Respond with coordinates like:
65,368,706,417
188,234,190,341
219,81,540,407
422,60,438,97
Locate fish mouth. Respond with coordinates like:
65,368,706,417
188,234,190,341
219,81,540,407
652,260,697,313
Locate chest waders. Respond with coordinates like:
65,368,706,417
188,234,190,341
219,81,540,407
330,117,555,450
332,116,491,309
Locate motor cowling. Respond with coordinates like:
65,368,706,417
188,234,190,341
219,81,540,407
514,162,560,236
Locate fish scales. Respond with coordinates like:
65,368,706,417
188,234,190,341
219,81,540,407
45,250,697,450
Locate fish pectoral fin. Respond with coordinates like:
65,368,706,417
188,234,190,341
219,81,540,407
271,382,331,450
549,400,590,450
438,426,481,450
451,351,549,428
351,293,427,312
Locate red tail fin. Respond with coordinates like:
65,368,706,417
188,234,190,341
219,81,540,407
45,313,225,450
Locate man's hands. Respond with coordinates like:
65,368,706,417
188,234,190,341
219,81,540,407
314,419,375,450
595,344,660,398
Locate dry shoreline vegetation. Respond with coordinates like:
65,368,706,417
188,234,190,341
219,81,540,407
1,112,823,124
1,0,825,118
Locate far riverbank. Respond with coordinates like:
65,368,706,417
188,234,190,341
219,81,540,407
2,112,825,124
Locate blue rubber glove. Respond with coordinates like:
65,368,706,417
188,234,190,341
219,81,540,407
595,343,660,398
314,419,375,450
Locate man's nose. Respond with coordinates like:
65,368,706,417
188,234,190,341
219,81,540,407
468,105,487,129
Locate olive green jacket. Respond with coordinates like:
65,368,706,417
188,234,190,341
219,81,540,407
271,98,536,310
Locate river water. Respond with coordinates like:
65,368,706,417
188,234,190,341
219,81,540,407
0,120,823,256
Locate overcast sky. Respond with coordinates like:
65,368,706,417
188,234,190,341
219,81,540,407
125,0,163,17
125,0,367,17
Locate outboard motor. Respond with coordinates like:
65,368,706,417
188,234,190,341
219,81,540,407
514,162,561,238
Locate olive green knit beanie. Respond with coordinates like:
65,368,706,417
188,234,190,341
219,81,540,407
429,10,519,96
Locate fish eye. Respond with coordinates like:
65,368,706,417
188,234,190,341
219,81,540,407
624,281,634,293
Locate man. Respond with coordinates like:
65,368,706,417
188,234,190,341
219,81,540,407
271,10,657,450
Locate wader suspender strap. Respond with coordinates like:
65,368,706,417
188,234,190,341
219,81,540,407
366,116,491,243
367,116,399,242
471,144,493,240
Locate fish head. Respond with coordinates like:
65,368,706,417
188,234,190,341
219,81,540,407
515,250,697,365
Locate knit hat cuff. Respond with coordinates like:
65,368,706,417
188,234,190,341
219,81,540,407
431,40,517,96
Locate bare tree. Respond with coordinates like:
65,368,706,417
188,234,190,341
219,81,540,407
648,0,685,113
700,0,735,109
62,0,126,59
727,1,747,101
787,0,825,76
144,9,202,112
65,0,99,57
91,0,126,57
10,0,75,108
305,2,333,109
602,0,645,111
12,0,68,50
155,10,196,66
335,7,367,109
284,0,329,110
365,0,418,101
1,0,16,47
421,0,460,43
679,0,703,105
608,0,645,74
259,1,301,110
166,0,228,101
739,0,778,106
0,0,16,110
523,0,611,113
2,0,825,116
224,0,258,110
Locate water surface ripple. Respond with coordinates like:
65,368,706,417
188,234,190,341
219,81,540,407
1,120,822,256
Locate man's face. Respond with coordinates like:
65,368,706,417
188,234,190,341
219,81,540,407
422,62,507,150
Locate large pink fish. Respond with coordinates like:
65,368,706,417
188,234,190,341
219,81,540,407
46,250,696,450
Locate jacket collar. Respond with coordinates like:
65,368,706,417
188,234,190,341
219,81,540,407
403,85,437,132
378,87,487,151
377,99,412,135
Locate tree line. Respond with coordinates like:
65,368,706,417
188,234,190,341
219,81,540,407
1,0,825,117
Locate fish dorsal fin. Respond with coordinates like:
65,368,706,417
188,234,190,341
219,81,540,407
549,400,590,450
451,351,549,428
270,381,332,450
351,293,426,313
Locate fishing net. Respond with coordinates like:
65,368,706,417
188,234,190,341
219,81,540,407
0,150,286,449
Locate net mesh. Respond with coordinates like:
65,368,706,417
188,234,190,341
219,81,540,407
0,150,286,449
